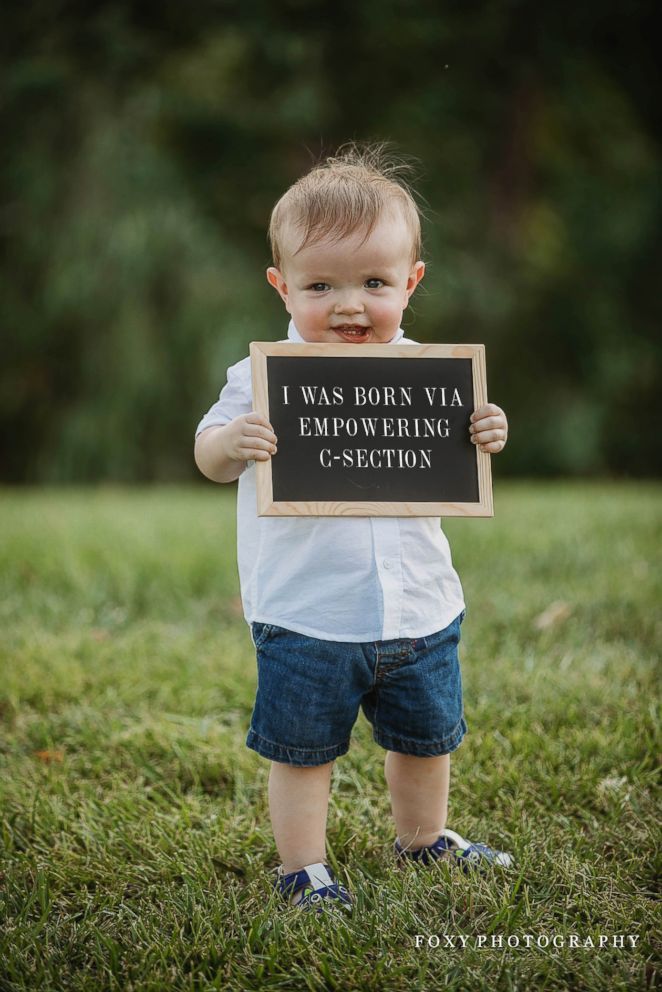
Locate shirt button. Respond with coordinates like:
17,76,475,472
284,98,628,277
383,559,392,570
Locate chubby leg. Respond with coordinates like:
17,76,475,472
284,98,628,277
268,759,335,874
384,751,450,850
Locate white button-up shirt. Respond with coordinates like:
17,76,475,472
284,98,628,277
196,321,466,642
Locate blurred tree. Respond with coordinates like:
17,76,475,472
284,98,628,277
1,0,659,480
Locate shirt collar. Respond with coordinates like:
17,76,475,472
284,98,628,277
287,320,404,344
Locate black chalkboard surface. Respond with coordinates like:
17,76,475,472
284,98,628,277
250,342,493,517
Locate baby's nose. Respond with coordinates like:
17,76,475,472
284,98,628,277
334,295,365,315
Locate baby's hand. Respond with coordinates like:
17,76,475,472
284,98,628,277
469,403,508,453
225,413,278,462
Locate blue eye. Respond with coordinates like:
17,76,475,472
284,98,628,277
365,278,384,289
309,283,329,292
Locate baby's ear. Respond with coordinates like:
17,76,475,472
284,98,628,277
404,261,425,303
267,267,290,309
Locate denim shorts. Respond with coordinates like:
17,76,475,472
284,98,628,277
245,611,467,767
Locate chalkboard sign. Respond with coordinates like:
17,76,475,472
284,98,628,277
250,342,493,517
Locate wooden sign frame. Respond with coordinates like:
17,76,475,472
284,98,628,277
250,342,493,517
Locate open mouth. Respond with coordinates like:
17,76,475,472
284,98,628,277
333,325,371,342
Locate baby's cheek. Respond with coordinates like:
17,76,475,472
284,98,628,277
371,299,403,330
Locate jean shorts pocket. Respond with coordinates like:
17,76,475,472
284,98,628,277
251,622,275,649
422,610,464,652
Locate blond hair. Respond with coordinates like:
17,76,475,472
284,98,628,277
269,142,423,269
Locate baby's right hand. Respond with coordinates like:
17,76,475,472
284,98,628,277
225,413,278,463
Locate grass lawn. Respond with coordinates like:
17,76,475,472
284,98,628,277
0,481,659,991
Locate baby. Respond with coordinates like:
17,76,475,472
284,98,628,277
195,145,512,915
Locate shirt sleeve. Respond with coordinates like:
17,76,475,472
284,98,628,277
195,355,253,437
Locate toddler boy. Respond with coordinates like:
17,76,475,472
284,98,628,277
195,146,512,915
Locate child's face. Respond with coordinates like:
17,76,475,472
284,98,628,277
267,211,425,344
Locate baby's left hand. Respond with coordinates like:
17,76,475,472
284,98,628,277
469,403,508,453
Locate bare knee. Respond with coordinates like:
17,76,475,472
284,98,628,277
269,758,335,790
270,758,335,773
385,751,449,775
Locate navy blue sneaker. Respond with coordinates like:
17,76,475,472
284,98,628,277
395,827,513,871
274,862,353,914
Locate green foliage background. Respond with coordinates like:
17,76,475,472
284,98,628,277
2,1,660,482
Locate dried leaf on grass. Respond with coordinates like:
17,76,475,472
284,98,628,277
33,749,64,763
533,600,572,630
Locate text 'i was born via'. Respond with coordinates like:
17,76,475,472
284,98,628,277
280,386,465,407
